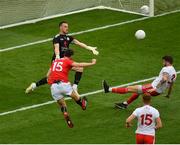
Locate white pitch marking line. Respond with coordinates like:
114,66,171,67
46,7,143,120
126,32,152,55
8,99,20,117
0,71,179,116
0,9,180,53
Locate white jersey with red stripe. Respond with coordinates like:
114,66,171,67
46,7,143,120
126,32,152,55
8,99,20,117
151,66,177,93
133,105,160,136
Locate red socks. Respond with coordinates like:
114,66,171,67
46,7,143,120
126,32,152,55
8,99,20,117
112,88,139,105
112,87,128,94
127,93,139,104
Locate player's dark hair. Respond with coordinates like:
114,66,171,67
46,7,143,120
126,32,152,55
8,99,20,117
162,55,173,64
64,49,74,57
59,21,68,27
142,93,151,104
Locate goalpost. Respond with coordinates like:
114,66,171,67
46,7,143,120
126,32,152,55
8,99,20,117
0,0,154,29
99,0,154,16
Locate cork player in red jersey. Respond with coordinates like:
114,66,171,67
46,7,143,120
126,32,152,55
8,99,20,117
48,49,96,128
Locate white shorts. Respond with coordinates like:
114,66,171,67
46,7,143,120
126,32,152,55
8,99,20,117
50,82,73,101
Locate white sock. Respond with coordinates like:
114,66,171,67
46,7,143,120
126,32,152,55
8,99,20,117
72,84,78,90
109,88,112,92
123,101,128,105
32,83,37,89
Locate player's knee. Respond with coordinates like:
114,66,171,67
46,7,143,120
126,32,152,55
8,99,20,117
127,86,140,93
71,90,79,99
127,86,134,92
127,86,131,89
137,85,143,94
57,98,66,107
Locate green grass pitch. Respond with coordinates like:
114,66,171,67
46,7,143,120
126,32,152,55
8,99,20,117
0,9,180,143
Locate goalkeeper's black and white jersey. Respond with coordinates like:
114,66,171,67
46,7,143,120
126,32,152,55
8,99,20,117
52,34,74,60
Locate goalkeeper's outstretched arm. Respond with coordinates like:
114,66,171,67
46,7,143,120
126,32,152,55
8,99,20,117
73,39,99,55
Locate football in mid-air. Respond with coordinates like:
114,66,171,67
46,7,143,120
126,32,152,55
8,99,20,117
140,5,149,14
135,30,146,39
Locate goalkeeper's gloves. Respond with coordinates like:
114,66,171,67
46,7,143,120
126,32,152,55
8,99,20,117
86,46,99,55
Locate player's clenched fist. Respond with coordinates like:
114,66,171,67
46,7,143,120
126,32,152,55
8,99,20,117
91,59,96,64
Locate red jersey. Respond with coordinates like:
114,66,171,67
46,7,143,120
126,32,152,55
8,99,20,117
48,57,73,84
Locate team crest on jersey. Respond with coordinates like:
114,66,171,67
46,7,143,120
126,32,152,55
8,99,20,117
60,38,64,41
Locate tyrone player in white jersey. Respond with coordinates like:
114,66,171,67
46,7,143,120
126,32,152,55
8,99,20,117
103,56,177,109
126,94,162,144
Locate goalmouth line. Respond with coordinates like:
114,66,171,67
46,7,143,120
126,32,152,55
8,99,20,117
0,71,179,117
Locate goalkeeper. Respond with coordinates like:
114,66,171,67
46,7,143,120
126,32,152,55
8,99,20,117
25,21,99,93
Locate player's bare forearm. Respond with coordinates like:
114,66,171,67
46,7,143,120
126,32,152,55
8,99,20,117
72,59,96,67
155,117,162,130
156,79,166,88
126,114,136,128
54,43,60,59
166,82,173,98
74,39,87,48
73,39,99,55
157,73,169,88
72,62,94,67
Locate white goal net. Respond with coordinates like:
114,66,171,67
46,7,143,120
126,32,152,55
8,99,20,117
0,0,179,29
0,0,153,28
100,0,154,16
